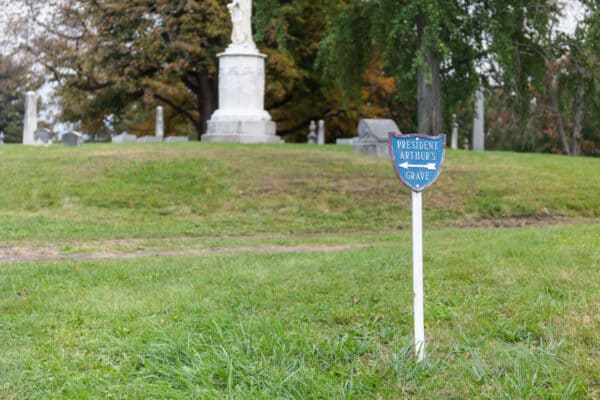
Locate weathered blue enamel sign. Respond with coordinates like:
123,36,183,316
389,133,446,192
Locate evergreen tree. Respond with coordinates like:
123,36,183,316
0,56,29,143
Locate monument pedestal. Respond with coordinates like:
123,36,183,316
203,46,282,144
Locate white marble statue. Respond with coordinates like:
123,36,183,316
203,0,281,143
227,0,254,47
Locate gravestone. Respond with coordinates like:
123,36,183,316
112,132,137,144
63,131,83,146
472,88,485,151
307,121,317,144
463,137,470,150
22,91,38,145
317,120,325,145
336,137,358,145
451,114,458,150
0,131,4,144
203,0,281,143
155,106,164,139
34,128,52,146
137,135,162,143
164,136,189,143
353,119,401,158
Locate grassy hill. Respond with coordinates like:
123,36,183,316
0,143,598,398
0,143,598,242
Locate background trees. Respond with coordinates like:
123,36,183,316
1,0,598,154
485,1,600,155
23,0,230,139
0,55,30,143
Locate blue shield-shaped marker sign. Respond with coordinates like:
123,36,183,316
389,133,446,192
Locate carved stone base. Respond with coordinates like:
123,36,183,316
203,48,281,144
203,120,282,144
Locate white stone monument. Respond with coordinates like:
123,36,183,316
155,106,164,139
451,114,458,150
472,88,485,151
112,132,137,144
308,121,317,144
23,91,38,145
317,120,325,145
203,0,281,143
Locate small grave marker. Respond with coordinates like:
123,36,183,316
308,121,317,144
388,132,446,362
317,120,325,145
63,131,84,146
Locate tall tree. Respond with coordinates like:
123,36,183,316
320,0,485,135
14,0,229,139
254,0,350,140
11,0,356,141
0,55,30,143
488,1,600,156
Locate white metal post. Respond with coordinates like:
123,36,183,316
412,191,425,362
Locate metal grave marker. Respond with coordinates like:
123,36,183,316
389,134,445,192
388,132,446,362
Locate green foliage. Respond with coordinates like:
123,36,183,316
255,0,356,141
484,2,600,155
34,0,230,138
320,0,484,133
0,56,29,143
10,1,600,151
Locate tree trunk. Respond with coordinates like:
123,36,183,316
571,82,585,157
545,62,570,155
417,12,443,135
197,74,218,140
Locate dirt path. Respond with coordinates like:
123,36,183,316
1,217,597,264
0,243,385,264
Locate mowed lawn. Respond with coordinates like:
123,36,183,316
0,225,598,399
0,143,599,398
0,143,598,243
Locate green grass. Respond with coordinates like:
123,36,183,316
0,224,598,399
0,143,599,398
0,143,598,242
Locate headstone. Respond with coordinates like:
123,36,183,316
155,106,164,139
0,131,4,144
451,114,458,150
353,119,401,158
34,128,52,146
463,137,470,150
164,136,189,143
23,91,38,145
472,88,485,151
307,121,317,144
336,137,358,145
317,120,325,145
63,131,84,146
137,135,162,143
202,0,282,144
112,132,137,144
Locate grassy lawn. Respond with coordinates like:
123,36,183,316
0,224,598,399
0,143,598,398
0,143,598,242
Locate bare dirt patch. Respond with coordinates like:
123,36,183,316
0,243,381,264
1,217,597,264
0,246,60,263
457,215,598,229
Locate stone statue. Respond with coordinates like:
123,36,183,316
227,0,254,47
